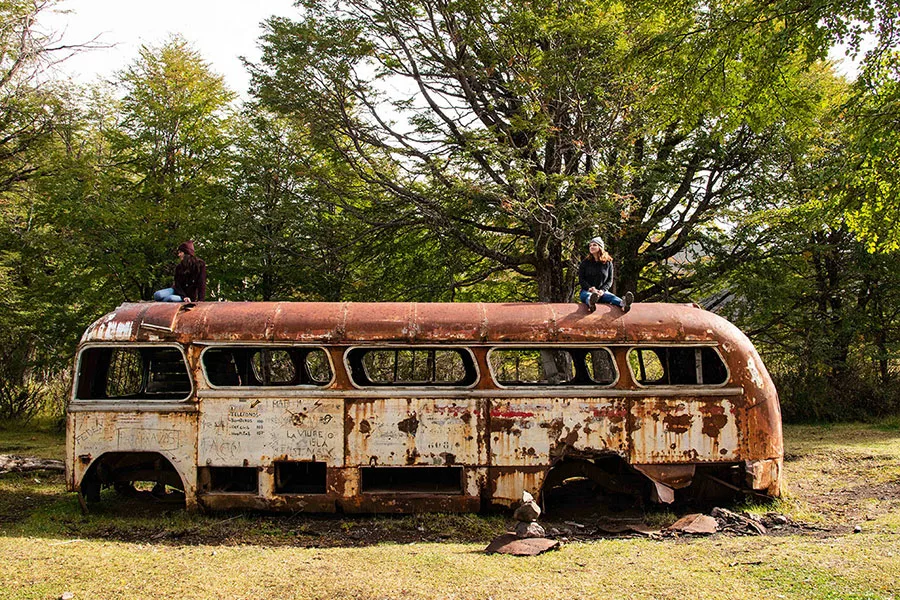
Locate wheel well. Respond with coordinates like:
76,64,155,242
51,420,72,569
539,455,651,515
80,452,185,502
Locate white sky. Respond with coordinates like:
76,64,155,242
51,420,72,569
43,0,299,95
42,0,862,98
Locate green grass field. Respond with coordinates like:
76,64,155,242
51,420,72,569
1,422,898,600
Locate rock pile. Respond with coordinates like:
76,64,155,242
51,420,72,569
484,492,560,556
513,491,545,539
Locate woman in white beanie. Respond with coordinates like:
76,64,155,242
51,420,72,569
578,236,633,313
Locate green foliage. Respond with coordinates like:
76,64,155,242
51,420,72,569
252,0,843,303
0,0,899,422
840,50,900,250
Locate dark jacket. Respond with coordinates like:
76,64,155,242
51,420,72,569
174,254,207,301
579,258,614,292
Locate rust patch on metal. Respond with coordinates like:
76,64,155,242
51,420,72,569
490,417,521,435
540,418,566,438
663,414,692,434
702,414,729,437
359,419,371,434
397,414,419,436
440,452,456,465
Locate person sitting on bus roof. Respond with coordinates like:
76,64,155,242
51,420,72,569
578,236,633,314
153,240,207,303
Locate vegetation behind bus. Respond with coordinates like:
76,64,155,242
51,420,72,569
2,1,900,425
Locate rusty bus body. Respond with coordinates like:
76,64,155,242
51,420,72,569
66,301,782,513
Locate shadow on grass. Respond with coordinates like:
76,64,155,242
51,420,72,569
0,471,509,548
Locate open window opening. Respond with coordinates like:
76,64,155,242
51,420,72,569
203,347,332,387
76,346,191,401
274,461,327,494
488,347,616,386
360,466,463,494
628,346,728,386
346,347,477,387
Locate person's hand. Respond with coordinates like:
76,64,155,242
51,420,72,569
183,297,191,303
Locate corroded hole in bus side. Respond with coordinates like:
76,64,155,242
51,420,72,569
540,456,767,516
80,452,186,506
539,455,653,515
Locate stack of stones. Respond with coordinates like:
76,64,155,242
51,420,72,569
513,491,545,538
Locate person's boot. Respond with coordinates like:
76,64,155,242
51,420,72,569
588,292,599,313
623,291,634,313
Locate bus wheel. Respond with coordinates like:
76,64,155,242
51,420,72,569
81,478,101,504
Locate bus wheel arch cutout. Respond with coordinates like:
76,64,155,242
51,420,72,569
78,451,188,506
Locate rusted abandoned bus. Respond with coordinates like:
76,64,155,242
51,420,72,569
66,301,782,512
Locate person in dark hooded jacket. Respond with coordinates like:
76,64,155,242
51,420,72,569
153,240,207,302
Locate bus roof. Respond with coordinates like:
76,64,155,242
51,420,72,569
80,301,751,347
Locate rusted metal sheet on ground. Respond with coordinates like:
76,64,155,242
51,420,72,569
345,398,484,466
198,397,344,467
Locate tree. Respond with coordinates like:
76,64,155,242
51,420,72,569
252,0,838,303
75,36,236,302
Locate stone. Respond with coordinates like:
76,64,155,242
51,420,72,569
515,521,546,539
513,500,541,523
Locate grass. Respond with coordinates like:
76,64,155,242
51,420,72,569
1,421,899,600
0,418,65,459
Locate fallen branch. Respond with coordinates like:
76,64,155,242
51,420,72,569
0,455,65,474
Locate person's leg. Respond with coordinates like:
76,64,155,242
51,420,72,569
579,290,593,307
163,294,183,302
597,291,625,308
153,288,175,301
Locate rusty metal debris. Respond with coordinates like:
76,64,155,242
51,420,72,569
665,513,719,535
484,533,560,556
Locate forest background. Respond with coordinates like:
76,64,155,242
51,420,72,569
1,0,899,424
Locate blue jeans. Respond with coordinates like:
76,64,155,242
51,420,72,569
153,288,183,302
579,289,624,308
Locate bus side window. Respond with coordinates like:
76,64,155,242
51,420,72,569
305,349,331,384
203,347,333,387
252,349,297,385
75,346,191,401
488,348,616,386
346,347,477,387
628,347,728,386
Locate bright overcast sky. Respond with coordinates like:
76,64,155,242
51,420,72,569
42,0,861,97
43,0,299,94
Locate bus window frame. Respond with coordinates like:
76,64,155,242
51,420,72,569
626,343,731,388
486,344,620,390
343,345,480,390
199,343,336,390
72,342,194,404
